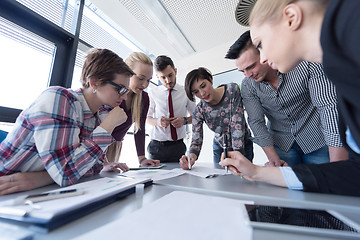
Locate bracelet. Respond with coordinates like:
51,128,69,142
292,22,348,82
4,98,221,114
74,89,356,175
139,157,147,164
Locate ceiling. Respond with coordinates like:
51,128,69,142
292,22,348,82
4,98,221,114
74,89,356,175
90,0,249,84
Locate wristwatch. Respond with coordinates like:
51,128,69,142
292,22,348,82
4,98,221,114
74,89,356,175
183,117,188,125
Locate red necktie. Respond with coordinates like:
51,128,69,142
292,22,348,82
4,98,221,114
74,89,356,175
168,89,178,141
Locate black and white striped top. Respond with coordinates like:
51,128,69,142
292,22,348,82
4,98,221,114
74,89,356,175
241,61,342,154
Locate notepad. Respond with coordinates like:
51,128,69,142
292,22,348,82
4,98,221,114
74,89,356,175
173,166,230,178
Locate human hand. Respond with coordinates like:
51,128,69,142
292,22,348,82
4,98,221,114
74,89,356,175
108,106,128,126
158,116,170,128
101,106,128,133
179,153,196,170
140,159,160,167
264,159,288,167
103,162,129,173
220,151,259,181
0,172,53,195
170,116,184,128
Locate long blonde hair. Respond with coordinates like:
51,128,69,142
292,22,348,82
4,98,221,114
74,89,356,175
249,0,329,27
125,52,153,133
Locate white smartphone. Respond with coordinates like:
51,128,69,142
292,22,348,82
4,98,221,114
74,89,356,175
241,204,360,239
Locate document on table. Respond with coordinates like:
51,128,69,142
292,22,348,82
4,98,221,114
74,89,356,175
173,165,231,178
120,166,229,181
74,191,252,240
120,169,185,181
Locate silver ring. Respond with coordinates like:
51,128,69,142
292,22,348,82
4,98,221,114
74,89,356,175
9,176,13,182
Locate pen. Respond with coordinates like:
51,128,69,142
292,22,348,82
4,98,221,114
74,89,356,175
11,189,85,205
223,134,228,173
187,151,191,170
185,123,191,170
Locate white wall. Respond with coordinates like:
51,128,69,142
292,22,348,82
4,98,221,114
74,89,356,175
174,40,239,86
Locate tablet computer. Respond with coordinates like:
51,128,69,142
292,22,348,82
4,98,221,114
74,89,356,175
129,164,166,170
241,204,360,239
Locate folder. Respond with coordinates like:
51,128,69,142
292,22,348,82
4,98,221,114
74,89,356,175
0,177,152,232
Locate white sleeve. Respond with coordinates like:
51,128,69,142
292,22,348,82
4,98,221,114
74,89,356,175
279,167,304,190
186,99,196,116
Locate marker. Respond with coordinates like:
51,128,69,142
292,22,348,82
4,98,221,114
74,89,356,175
223,134,228,173
11,189,85,205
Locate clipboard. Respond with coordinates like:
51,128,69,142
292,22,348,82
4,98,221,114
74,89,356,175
0,177,152,232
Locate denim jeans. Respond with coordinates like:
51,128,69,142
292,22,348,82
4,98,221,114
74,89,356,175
274,142,329,166
213,138,254,164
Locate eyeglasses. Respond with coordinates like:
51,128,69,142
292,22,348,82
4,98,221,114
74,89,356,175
104,80,130,96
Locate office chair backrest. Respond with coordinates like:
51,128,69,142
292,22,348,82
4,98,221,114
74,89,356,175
0,130,8,143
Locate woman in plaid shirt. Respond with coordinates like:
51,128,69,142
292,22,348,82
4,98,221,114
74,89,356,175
0,48,134,195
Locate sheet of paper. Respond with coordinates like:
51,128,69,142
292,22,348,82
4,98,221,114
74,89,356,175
172,166,231,178
120,169,184,181
74,191,253,240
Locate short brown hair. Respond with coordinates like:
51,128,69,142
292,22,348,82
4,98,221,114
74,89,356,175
184,67,213,101
154,55,175,72
80,48,134,88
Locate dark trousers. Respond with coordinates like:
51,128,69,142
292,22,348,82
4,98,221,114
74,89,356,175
147,139,186,162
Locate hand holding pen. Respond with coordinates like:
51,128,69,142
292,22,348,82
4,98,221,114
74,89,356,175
220,151,256,181
183,123,192,170
187,149,192,170
179,153,196,170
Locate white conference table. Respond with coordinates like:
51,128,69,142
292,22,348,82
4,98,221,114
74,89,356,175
0,163,359,240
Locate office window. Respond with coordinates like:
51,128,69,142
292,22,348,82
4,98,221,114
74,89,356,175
80,1,139,57
16,0,78,34
213,69,244,88
71,0,144,89
0,16,55,110
71,48,86,90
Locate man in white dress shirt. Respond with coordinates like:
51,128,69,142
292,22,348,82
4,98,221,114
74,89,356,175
147,56,196,162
